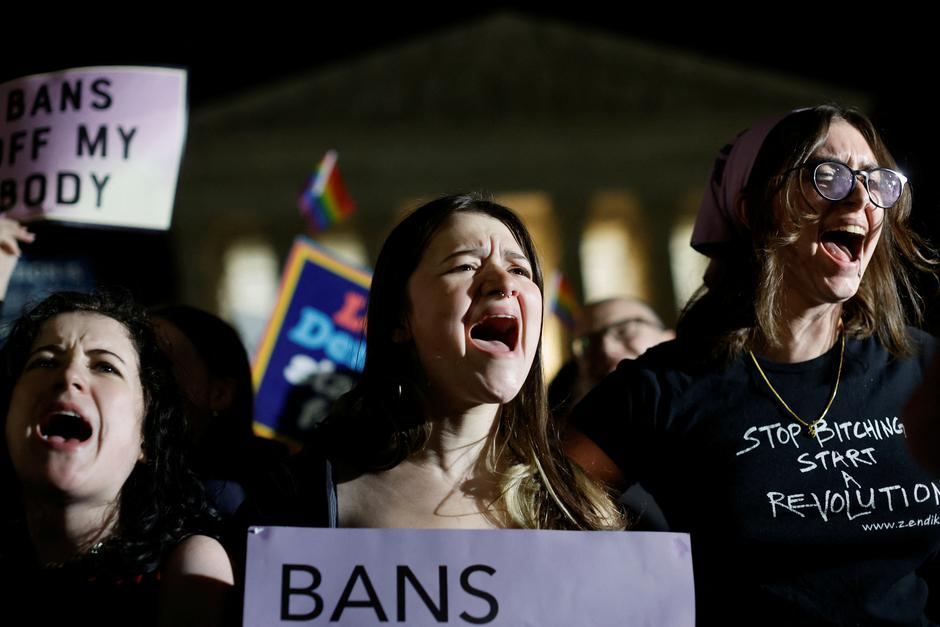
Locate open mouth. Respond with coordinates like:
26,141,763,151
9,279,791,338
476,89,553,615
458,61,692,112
821,225,866,263
39,411,93,444
470,315,519,352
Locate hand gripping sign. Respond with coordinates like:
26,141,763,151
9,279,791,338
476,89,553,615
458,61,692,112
244,526,695,627
0,66,187,230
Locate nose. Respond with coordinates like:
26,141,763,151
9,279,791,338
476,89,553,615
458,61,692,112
57,359,87,393
601,335,631,365
480,263,519,299
843,172,875,211
602,330,634,360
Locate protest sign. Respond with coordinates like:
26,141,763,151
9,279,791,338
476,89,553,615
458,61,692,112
252,237,370,444
244,526,695,627
0,255,96,334
0,66,187,230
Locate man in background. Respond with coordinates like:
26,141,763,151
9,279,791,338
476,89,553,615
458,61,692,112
550,296,674,530
570,297,674,401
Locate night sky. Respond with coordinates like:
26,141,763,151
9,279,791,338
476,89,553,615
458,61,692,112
5,9,929,107
4,7,938,316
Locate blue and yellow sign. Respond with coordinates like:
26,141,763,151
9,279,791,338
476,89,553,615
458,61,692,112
252,237,371,447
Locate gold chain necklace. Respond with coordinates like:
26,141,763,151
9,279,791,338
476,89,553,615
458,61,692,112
748,331,844,438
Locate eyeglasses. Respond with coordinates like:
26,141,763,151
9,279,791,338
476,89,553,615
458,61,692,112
572,317,663,358
795,160,908,209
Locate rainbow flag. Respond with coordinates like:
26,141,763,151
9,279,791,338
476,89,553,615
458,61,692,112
550,271,581,331
298,150,357,232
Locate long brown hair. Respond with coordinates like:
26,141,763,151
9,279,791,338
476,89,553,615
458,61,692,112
678,105,936,363
318,193,622,530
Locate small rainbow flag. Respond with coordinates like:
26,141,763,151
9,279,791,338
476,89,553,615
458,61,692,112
298,150,357,232
550,271,581,331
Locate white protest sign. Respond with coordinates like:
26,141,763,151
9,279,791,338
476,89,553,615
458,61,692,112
0,66,187,230
244,526,695,626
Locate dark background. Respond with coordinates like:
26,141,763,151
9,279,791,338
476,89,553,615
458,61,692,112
3,7,937,322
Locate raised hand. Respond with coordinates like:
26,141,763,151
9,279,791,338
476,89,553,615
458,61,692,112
0,217,35,300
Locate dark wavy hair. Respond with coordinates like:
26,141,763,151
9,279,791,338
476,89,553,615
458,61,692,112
0,290,216,575
678,105,937,362
318,193,621,530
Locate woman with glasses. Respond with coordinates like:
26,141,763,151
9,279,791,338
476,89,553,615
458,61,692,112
568,105,940,625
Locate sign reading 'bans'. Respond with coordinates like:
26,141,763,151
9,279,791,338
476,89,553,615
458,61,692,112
244,526,695,627
0,65,187,230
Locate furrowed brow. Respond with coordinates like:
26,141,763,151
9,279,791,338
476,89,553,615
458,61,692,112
440,248,486,265
29,344,65,357
814,152,880,171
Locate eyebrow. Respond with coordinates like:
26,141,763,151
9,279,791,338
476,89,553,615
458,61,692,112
29,345,128,365
440,248,486,264
439,248,531,266
813,152,880,171
505,250,531,265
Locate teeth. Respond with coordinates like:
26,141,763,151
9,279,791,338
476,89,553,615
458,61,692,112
831,225,866,236
476,314,516,324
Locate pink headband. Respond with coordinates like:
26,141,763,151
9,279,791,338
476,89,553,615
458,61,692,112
691,114,789,256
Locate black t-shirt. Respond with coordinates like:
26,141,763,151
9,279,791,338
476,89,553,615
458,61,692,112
571,330,940,626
